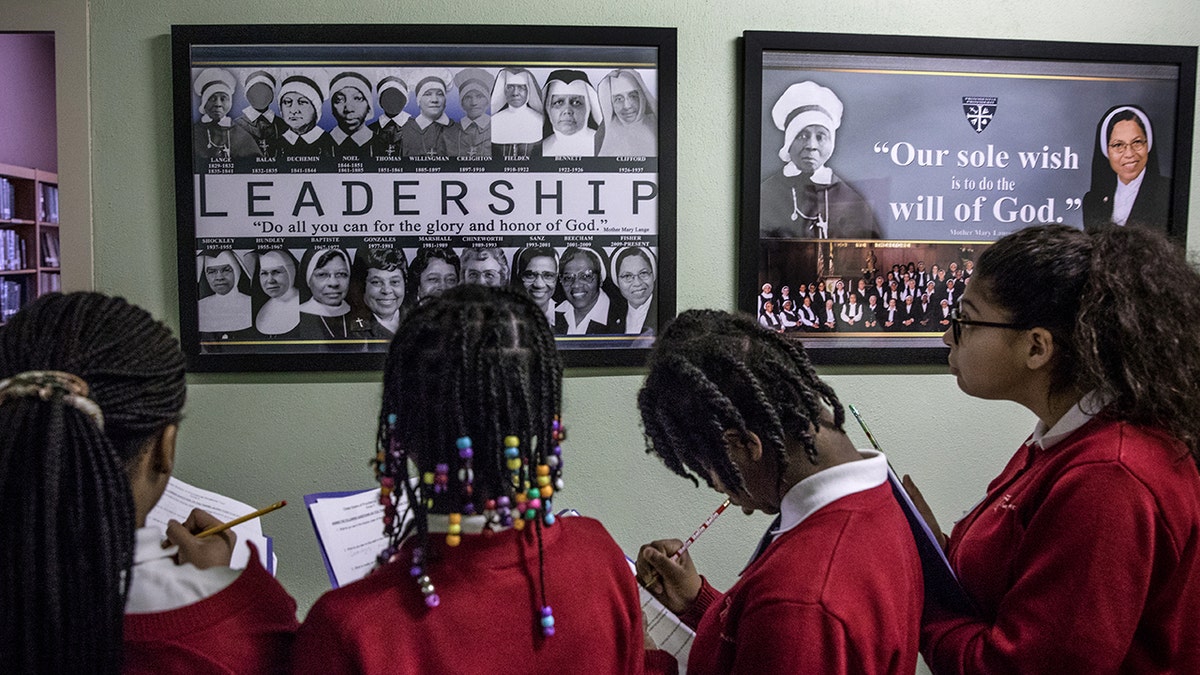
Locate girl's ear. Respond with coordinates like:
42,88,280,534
721,429,763,463
1024,327,1056,372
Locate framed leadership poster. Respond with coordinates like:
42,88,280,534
172,24,676,372
740,31,1195,365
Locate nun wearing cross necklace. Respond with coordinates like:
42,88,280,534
294,247,354,341
759,81,880,241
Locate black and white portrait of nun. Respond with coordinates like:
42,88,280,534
759,81,880,240
490,68,544,158
328,69,376,159
597,69,657,157
609,246,658,335
402,69,455,157
232,69,288,159
1082,104,1171,232
541,70,603,157
251,249,301,337
368,75,411,159
295,247,353,340
277,70,333,159
192,68,240,161
445,68,494,159
197,250,253,335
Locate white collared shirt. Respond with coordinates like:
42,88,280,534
772,449,888,539
240,106,276,123
1111,169,1146,226
1028,390,1111,451
625,296,653,334
125,526,239,613
555,291,611,335
330,125,374,147
283,126,326,145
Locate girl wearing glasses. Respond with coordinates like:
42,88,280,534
916,224,1200,674
1082,104,1171,233
512,246,559,325
610,246,658,335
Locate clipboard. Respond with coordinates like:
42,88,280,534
849,405,976,614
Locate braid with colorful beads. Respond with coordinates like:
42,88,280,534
376,284,564,636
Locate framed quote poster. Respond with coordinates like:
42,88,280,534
173,24,676,371
740,31,1194,365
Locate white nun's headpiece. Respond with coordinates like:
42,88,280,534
1100,105,1154,159
490,68,543,114
597,69,657,125
278,70,329,124
543,70,603,128
771,81,843,164
193,68,236,118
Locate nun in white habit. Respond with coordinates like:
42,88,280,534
597,69,658,157
197,250,252,334
490,67,544,158
253,249,301,337
540,70,603,157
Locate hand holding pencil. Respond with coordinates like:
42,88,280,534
163,501,285,570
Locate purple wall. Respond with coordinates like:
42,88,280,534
0,32,57,172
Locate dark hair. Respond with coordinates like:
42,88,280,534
375,284,563,629
1088,104,1161,191
638,309,843,495
975,224,1200,463
408,246,461,300
510,245,558,287
0,292,186,673
349,247,408,314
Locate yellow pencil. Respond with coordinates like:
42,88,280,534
195,500,287,539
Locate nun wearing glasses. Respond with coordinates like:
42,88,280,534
1082,104,1171,233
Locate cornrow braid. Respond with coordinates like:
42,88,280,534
375,283,564,635
0,292,187,674
638,308,843,496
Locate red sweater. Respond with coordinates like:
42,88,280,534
292,516,643,675
122,553,298,674
922,418,1200,673
660,483,923,675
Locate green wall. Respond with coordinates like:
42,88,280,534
9,5,1200,673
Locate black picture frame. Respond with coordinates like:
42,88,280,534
740,31,1195,365
172,24,676,372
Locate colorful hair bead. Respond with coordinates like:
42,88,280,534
456,436,476,514
540,605,555,637
496,495,513,527
446,512,462,547
411,547,440,608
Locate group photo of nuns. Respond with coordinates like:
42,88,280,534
756,252,974,335
195,240,660,352
188,63,659,167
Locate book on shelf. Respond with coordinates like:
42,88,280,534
0,279,26,322
0,178,13,220
40,229,60,267
40,183,59,224
1,229,29,271
40,271,61,292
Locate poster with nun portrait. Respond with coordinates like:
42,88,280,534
740,31,1195,365
173,24,676,371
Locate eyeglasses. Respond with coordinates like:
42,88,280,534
1108,138,1147,155
466,269,502,283
948,307,1027,345
520,270,557,283
559,270,597,285
618,270,654,284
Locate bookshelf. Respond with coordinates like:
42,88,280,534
0,162,60,323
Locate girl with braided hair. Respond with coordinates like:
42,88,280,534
0,292,296,674
915,224,1200,674
293,284,643,674
635,309,922,675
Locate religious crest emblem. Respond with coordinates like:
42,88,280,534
962,96,998,133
